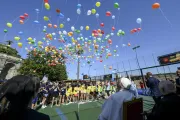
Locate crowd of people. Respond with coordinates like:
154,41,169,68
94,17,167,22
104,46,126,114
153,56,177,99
0,70,180,120
32,80,117,109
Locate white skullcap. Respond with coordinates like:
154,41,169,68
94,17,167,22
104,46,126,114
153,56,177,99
120,77,132,89
159,80,176,95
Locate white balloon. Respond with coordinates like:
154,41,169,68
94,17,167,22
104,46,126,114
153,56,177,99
87,10,91,15
67,18,70,21
59,31,62,34
52,32,56,36
63,30,67,35
44,26,47,29
77,37,80,40
71,26,75,31
77,8,81,15
85,38,88,41
136,18,142,24
118,8,120,10
95,13,99,18
80,26,83,30
118,29,122,33
111,33,114,36
112,15,115,19
54,38,56,40
116,45,118,48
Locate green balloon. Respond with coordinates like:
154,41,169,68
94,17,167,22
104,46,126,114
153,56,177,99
117,32,121,36
114,3,119,8
121,31,125,35
4,29,8,33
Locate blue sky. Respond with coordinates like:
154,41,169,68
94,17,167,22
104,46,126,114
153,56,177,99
0,0,180,79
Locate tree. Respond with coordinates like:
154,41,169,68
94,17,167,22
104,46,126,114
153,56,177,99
18,48,68,81
0,44,21,58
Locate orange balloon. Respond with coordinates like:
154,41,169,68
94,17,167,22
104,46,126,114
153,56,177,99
152,3,160,9
56,9,60,13
128,43,131,46
48,23,52,27
97,29,101,33
54,25,57,28
19,20,24,24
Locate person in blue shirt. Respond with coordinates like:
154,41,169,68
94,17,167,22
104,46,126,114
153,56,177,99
146,72,161,105
98,78,137,120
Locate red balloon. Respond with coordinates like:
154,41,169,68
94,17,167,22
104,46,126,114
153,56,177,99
108,39,112,44
92,30,97,33
101,30,104,34
137,28,141,31
100,60,103,62
112,26,115,31
100,23,104,27
20,16,25,20
106,11,111,16
44,0,48,3
94,33,98,37
24,13,28,17
133,28,137,32
130,30,134,34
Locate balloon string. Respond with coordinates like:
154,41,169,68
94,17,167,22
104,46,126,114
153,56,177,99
159,8,172,27
11,16,19,23
24,17,30,24
3,34,7,41
37,13,39,20
41,0,44,12
115,9,121,27
73,15,79,26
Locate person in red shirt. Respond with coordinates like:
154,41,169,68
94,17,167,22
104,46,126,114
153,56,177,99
139,81,144,89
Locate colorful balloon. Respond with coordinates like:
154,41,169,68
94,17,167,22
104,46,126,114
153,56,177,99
86,26,89,30
67,18,70,21
56,9,60,13
106,11,111,16
19,20,24,24
95,13,99,18
45,3,50,10
100,23,104,27
114,3,119,8
87,10,91,15
95,2,101,7
7,22,12,28
152,3,160,9
60,24,64,28
20,16,25,20
44,16,49,21
77,8,81,14
136,18,142,24
112,15,115,19
91,9,96,14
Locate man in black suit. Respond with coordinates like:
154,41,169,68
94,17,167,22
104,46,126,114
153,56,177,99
146,72,162,105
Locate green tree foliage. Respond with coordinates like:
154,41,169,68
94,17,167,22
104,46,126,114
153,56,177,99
0,44,21,58
18,49,68,81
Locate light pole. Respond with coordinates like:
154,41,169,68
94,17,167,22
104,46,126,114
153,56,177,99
132,45,146,89
77,57,80,80
132,45,141,69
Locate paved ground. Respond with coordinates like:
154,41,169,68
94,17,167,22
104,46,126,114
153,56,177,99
38,95,154,120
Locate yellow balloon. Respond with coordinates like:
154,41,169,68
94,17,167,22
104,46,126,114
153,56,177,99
14,36,20,41
92,33,94,36
91,9,96,14
44,3,50,10
99,34,102,37
28,37,32,41
18,42,23,47
93,40,96,44
44,16,49,21
28,42,31,44
60,24,64,28
96,2,101,7
86,26,90,30
7,23,12,28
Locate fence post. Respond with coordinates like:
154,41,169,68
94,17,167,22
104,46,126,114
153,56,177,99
140,69,146,89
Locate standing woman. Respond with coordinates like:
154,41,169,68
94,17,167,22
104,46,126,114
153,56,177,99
0,75,50,120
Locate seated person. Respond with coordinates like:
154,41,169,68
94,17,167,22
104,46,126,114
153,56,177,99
147,80,180,120
0,75,50,120
98,78,137,120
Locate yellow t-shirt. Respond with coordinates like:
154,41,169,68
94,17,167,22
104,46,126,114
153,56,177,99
87,86,91,93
